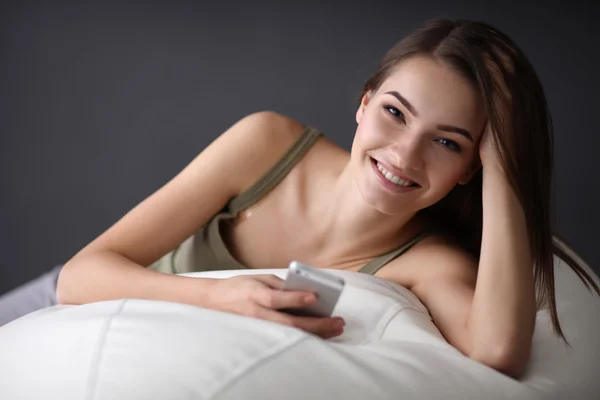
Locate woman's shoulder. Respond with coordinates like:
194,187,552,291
227,111,308,190
231,111,342,191
240,110,342,151
415,233,478,281
231,110,306,151
237,111,333,159
381,229,479,290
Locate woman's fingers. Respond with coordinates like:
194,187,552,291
252,285,316,310
252,274,285,289
226,275,345,339
252,307,345,338
289,314,345,338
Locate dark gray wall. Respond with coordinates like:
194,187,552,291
1,1,599,295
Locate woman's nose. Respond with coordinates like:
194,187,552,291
388,133,424,172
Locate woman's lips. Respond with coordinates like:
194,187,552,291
371,157,419,186
370,157,420,193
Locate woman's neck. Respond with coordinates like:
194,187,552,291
304,157,424,266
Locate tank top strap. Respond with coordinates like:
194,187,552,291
227,125,323,216
357,230,430,276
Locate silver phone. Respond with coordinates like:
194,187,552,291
279,261,345,318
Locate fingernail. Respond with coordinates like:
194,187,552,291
336,318,345,326
304,295,316,303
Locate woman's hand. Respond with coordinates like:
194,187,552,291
480,52,513,172
478,122,501,169
205,274,345,339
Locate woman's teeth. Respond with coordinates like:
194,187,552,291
376,161,416,187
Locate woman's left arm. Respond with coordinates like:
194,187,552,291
410,127,536,379
467,150,537,378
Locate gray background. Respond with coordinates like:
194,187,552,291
1,0,599,296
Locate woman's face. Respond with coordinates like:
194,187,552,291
352,55,486,216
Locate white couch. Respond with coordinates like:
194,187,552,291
0,244,598,399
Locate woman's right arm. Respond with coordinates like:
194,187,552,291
56,111,297,307
57,112,346,339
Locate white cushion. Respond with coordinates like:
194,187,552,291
0,255,598,399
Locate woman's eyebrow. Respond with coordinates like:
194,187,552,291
385,90,420,117
383,90,474,142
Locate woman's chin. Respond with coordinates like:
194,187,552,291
358,184,418,215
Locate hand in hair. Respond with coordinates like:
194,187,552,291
480,48,513,171
478,122,501,170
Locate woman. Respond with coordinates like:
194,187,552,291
2,17,598,379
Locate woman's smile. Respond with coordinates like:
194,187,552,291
370,157,421,194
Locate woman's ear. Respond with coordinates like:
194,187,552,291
356,89,372,124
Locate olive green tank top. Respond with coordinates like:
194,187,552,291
148,125,428,276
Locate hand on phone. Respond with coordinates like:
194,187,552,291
280,261,345,318
206,274,345,339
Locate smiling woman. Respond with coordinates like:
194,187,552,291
351,19,600,376
2,17,598,382
352,54,487,218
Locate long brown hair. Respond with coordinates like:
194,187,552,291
358,17,599,345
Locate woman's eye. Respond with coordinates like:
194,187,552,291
382,106,461,153
436,138,462,153
384,106,405,122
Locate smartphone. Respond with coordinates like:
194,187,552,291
279,261,345,318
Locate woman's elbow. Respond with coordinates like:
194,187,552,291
470,342,530,379
55,261,77,305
